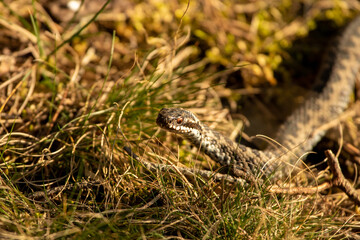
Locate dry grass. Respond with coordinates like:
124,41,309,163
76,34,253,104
1,0,360,238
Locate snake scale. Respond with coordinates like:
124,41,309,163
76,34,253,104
156,17,360,181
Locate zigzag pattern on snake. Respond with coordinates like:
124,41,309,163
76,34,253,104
156,17,360,181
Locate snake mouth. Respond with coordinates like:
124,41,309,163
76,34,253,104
156,108,183,132
156,108,201,134
156,108,177,131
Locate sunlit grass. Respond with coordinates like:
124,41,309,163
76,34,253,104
0,0,359,239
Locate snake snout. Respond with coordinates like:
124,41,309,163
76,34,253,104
156,109,168,128
156,108,176,129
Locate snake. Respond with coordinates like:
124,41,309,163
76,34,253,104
156,16,360,181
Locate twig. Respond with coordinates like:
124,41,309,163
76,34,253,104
28,180,101,200
270,150,360,206
270,182,331,195
325,149,360,205
124,146,360,205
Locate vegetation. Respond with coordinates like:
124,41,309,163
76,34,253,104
0,0,359,238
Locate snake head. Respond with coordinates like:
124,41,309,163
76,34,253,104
156,108,202,134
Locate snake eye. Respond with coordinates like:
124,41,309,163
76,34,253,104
176,117,183,124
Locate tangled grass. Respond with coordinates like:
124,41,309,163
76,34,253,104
0,0,360,238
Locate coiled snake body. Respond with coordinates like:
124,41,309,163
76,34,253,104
156,17,360,180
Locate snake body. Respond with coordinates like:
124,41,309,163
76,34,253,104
156,17,360,180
